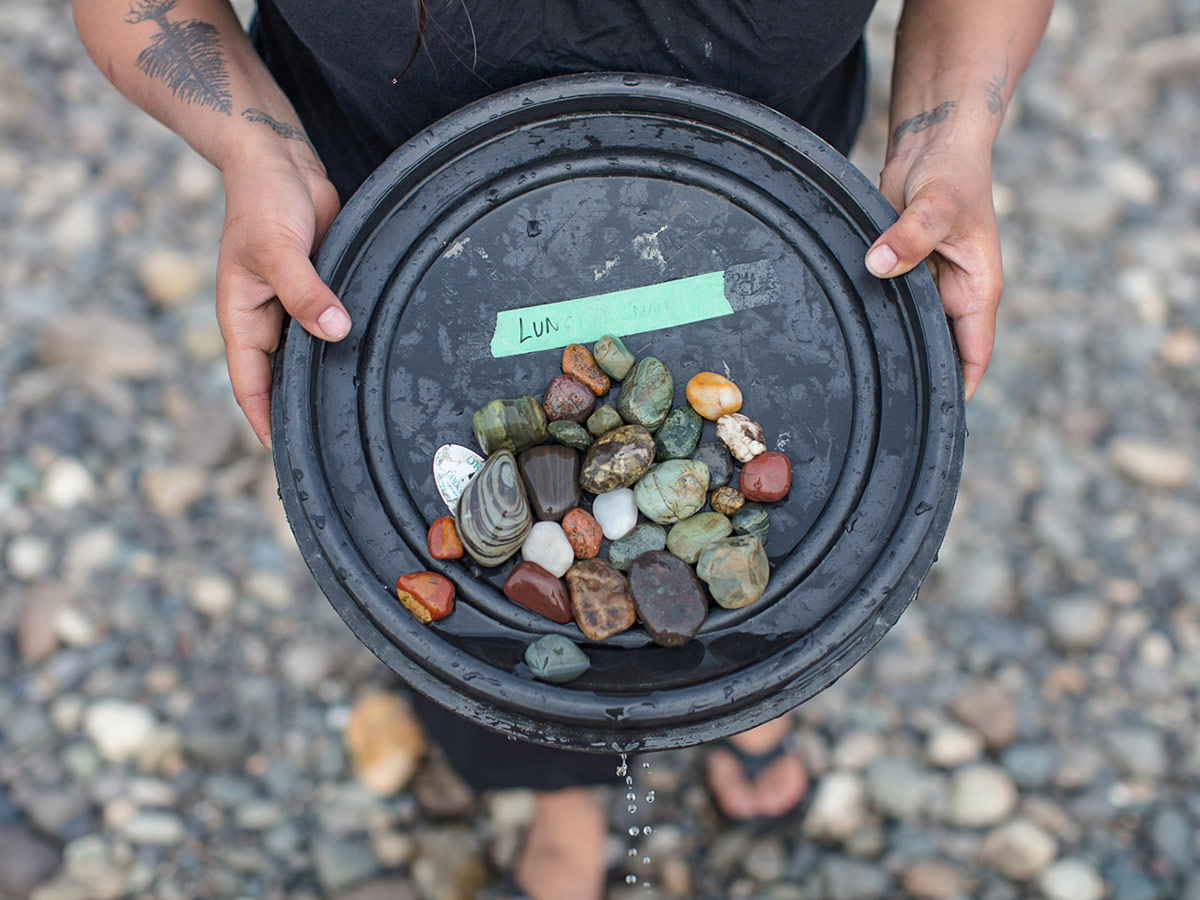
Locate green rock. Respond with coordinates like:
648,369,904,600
634,458,709,525
580,425,656,493
472,395,547,456
586,404,624,437
615,357,673,431
548,420,593,451
731,503,770,548
696,535,770,609
524,634,590,683
666,512,733,564
608,523,667,572
592,334,635,380
654,407,703,461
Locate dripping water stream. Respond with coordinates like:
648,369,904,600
617,753,658,889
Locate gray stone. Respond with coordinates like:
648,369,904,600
1046,598,1111,650
313,837,380,894
1002,744,1057,789
1107,727,1167,778
1037,858,1105,900
946,765,1018,828
980,819,1057,880
0,826,62,899
822,858,890,900
865,757,930,820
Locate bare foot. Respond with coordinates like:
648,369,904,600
706,716,809,821
514,787,606,900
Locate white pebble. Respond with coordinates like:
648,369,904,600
591,489,638,540
1038,858,1105,900
84,700,158,763
716,413,766,462
6,535,53,581
520,521,575,577
190,574,235,618
42,457,95,508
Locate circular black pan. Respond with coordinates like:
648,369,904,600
272,73,964,753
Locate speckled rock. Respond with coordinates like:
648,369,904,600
580,425,655,493
654,407,704,461
564,559,636,641
615,357,673,431
634,458,710,524
547,420,593,451
561,508,603,559
710,486,745,516
608,523,668,572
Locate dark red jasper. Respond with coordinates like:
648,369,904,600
739,451,792,502
542,374,597,424
502,560,572,624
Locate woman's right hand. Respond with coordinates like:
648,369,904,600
216,143,347,448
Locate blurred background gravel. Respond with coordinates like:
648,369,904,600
1,0,1199,898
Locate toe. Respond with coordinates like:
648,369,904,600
754,752,809,818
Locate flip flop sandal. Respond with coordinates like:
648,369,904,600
705,734,814,828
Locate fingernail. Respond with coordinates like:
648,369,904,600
318,306,351,340
865,244,898,277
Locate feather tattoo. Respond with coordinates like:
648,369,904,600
126,0,232,116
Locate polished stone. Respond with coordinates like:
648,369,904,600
696,535,769,609
608,523,668,572
456,450,532,567
472,396,547,456
517,445,580,522
692,441,734,488
654,406,703,461
565,559,636,641
740,451,792,502
731,503,770,548
666,512,733,564
685,372,743,420
628,550,709,646
524,634,590,683
503,560,572,624
615,357,673,431
547,420,593,451
562,344,611,396
561,508,603,559
586,404,624,437
591,488,638,541
395,572,455,624
520,521,575,578
580,425,655,493
710,486,746,517
542,374,596,424
592,334,635,380
426,516,464,560
716,413,767,462
634,458,710,524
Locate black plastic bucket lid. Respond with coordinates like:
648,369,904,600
272,73,964,753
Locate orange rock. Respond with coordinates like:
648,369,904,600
395,571,455,624
345,691,425,795
685,372,743,420
562,344,612,396
427,516,464,560
561,507,603,559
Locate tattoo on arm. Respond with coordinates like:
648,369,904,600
242,108,311,146
892,101,956,146
125,0,232,115
986,35,1015,116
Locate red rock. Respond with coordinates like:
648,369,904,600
426,516,464,560
395,572,455,624
739,451,792,502
542,375,596,424
502,561,572,624
562,344,611,396
561,508,603,559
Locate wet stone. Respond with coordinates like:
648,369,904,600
615,357,674,431
524,634,591,683
542,374,596,424
580,425,655,493
593,333,635,380
717,413,767,462
628,550,709,646
426,516,464,560
517,445,580,522
520,521,574,578
591,488,639,541
586,404,624,438
731,503,770,548
740,451,792,502
503,561,572,624
561,508,603,559
565,558,637,640
634,458,710,525
609,523,668,572
547,420,593,451
666,512,733,565
395,572,456,624
562,343,611,396
685,371,743,420
692,441,734,487
473,396,547,456
696,535,769,609
654,406,704,461
456,450,533,567
710,486,745,516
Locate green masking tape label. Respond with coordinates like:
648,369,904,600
489,269,733,358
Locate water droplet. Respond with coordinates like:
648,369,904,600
628,848,638,857
526,219,542,237
646,790,656,803
642,856,651,865
641,761,651,769
626,792,637,802
627,804,637,814
628,826,640,837
643,882,651,889
642,825,652,835
626,875,638,885
617,753,628,778
391,77,398,84
625,776,633,787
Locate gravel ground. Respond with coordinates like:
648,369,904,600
2,0,1199,898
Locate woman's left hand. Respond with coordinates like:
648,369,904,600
865,138,1003,402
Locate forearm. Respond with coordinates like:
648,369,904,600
71,0,318,174
887,0,1053,160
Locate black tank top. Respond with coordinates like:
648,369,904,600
253,0,877,200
